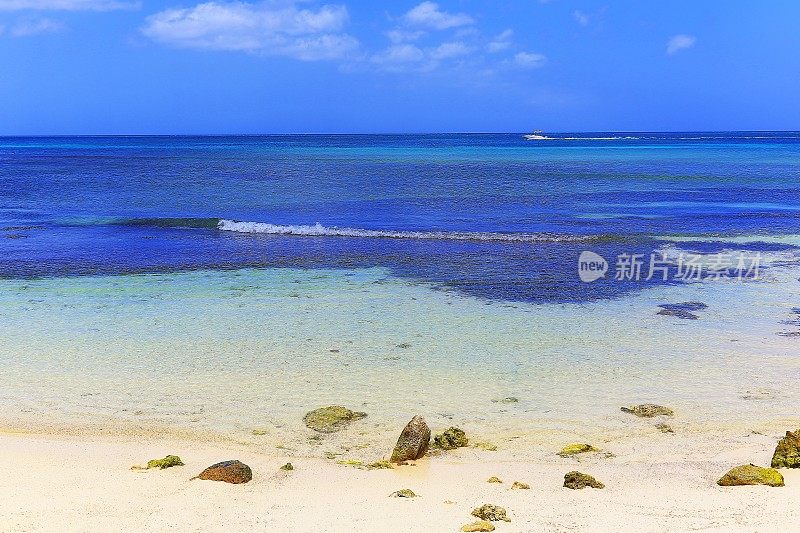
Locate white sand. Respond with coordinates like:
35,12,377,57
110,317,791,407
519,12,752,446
2,430,799,532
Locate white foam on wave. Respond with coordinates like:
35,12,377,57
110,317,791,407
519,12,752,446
557,136,639,140
217,219,596,243
657,234,800,246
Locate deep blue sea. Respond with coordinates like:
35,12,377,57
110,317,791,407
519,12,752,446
2,132,799,302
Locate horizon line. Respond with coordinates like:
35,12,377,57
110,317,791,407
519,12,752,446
1,129,799,137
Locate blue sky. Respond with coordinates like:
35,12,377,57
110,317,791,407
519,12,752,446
0,0,798,134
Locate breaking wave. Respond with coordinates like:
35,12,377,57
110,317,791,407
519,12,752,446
217,219,605,243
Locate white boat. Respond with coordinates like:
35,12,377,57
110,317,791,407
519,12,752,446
523,129,550,140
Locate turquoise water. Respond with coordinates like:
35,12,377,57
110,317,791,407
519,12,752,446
1,264,799,454
1,134,799,451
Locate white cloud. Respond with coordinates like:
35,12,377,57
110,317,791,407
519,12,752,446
385,28,423,43
429,41,471,60
141,1,358,60
9,16,63,35
371,40,472,72
372,43,425,65
487,28,512,53
573,10,589,27
403,1,473,30
666,34,696,55
0,0,139,10
514,51,546,68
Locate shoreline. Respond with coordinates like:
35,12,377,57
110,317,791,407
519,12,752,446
2,428,800,532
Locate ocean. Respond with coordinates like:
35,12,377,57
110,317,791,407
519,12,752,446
1,133,799,451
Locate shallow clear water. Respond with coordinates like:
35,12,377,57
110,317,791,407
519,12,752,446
1,264,799,454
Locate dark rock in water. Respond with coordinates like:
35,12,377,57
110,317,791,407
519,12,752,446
790,307,800,315
461,521,495,532
717,464,784,487
657,308,699,320
471,504,510,522
390,415,431,463
433,427,468,450
776,331,800,337
621,404,674,417
491,397,519,404
771,429,800,468
195,460,252,484
396,343,412,349
659,302,708,312
303,405,367,433
146,455,184,469
779,319,800,326
389,489,417,498
657,302,707,319
564,471,604,489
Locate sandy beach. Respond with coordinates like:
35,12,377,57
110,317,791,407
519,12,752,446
2,425,800,532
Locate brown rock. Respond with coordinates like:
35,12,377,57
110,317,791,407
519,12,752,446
563,471,604,489
511,481,530,489
195,460,252,484
390,415,431,463
471,504,510,522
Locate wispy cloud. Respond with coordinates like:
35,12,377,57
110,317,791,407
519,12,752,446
514,51,546,68
371,41,472,72
385,28,423,44
403,1,473,31
141,1,359,60
666,34,696,55
572,10,589,27
429,41,472,60
0,0,139,11
487,28,512,53
371,43,424,65
8,16,63,35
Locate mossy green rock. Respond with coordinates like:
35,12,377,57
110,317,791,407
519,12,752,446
433,427,468,450
564,471,604,489
717,464,784,487
146,455,184,469
303,405,367,433
621,404,674,417
367,460,394,470
487,476,502,483
280,462,294,471
771,429,800,468
471,504,510,522
461,521,495,532
558,443,598,457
